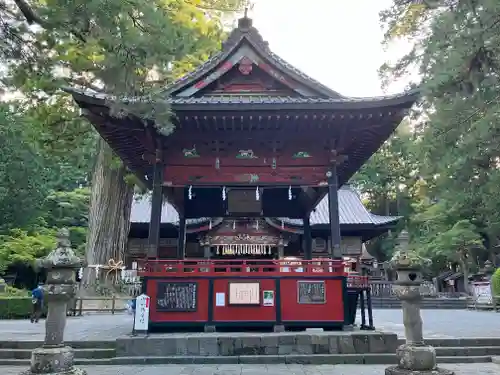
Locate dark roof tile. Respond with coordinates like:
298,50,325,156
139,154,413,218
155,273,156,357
65,88,419,111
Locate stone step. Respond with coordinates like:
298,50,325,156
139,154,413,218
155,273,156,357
0,354,492,366
0,341,116,350
438,356,492,363
0,348,116,360
435,346,500,356
400,338,500,348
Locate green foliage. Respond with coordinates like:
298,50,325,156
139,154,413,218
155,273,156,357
42,189,89,227
0,297,47,319
371,0,500,277
420,219,483,262
1,286,30,297
41,188,90,252
0,188,88,273
492,268,500,297
0,105,52,231
0,229,57,274
351,121,420,260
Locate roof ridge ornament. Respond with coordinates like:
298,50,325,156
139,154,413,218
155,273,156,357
238,7,252,30
222,0,271,52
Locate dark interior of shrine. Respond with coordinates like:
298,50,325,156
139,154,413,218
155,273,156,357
181,186,320,218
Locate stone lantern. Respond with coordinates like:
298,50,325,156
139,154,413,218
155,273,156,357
481,260,494,281
385,230,453,375
21,228,87,375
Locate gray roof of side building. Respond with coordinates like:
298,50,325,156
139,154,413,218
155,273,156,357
130,186,399,227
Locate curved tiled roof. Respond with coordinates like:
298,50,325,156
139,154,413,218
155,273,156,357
275,186,398,226
130,196,209,226
64,86,419,111
164,15,343,99
130,186,399,227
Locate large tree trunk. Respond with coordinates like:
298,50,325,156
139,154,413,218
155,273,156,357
83,137,134,288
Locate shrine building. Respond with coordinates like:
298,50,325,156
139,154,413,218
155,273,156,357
66,13,418,332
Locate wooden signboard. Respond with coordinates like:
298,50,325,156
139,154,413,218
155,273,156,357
156,282,198,312
297,281,326,304
228,282,260,305
228,189,262,214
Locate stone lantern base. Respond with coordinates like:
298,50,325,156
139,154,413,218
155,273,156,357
386,367,454,375
385,344,454,375
19,346,87,375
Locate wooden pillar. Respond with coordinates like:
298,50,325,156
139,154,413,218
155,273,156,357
303,216,312,260
147,156,163,258
203,245,211,259
177,214,186,259
278,244,285,258
201,240,211,272
327,165,342,259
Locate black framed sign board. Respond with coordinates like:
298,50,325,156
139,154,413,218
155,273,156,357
297,280,326,304
156,281,198,312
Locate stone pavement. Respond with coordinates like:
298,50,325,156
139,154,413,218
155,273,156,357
375,309,500,338
0,314,132,341
1,364,499,375
1,309,499,342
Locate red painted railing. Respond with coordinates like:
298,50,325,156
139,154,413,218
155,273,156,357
138,258,345,277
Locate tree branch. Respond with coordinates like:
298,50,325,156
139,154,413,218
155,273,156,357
12,0,87,42
12,0,46,25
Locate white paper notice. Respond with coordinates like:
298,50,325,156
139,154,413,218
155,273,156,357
133,294,150,332
216,292,225,306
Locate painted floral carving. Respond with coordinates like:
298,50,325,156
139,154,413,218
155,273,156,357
182,146,199,158
236,149,258,159
249,174,259,183
293,151,312,158
238,57,253,75
234,173,260,183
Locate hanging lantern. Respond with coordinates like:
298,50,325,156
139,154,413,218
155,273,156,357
233,220,236,230
256,186,260,201
222,186,226,201
209,219,212,230
288,185,292,200
256,220,259,231
188,185,193,200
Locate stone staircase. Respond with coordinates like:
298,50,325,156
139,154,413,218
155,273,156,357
1,337,499,365
0,341,116,366
409,338,500,364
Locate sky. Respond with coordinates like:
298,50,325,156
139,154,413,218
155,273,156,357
249,0,414,97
